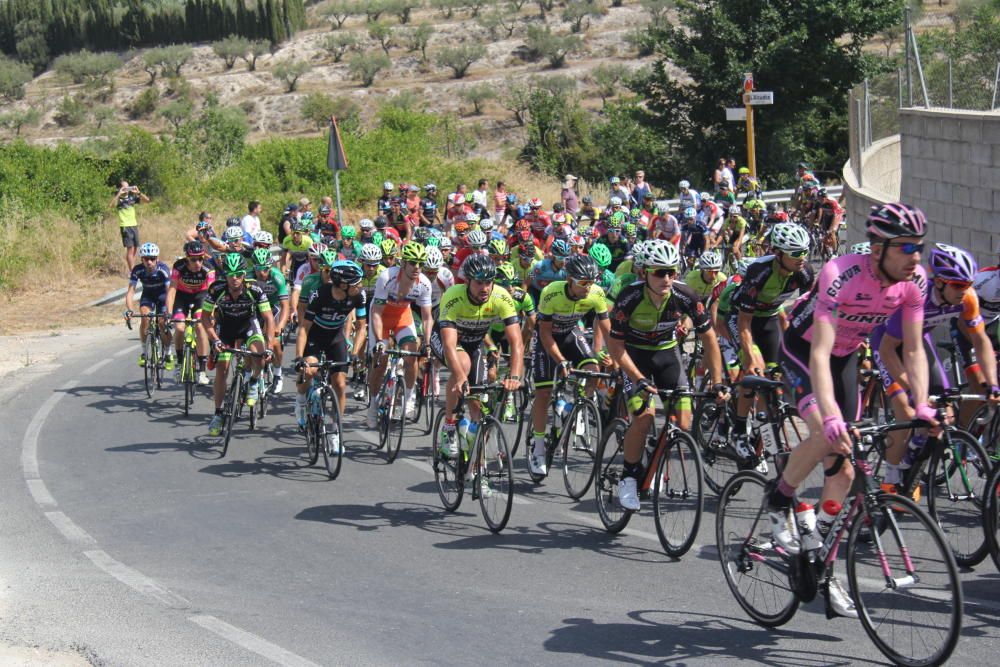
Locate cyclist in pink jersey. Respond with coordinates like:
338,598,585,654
769,203,935,618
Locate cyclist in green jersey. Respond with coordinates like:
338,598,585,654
252,248,290,392
486,263,536,387
588,243,617,294
608,241,648,303
719,206,748,261
529,255,612,476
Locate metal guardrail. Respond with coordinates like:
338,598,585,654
654,185,842,212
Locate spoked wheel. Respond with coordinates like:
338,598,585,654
386,378,406,463
985,464,1000,572
377,385,391,453
562,400,601,500
715,470,799,627
320,388,343,480
221,374,242,458
431,408,463,512
594,418,632,533
151,335,163,392
257,366,272,420
847,493,962,667
693,400,740,495
926,430,991,567
247,377,258,431
504,388,529,459
304,412,320,466
182,348,195,417
476,417,513,533
143,336,155,398
652,432,704,558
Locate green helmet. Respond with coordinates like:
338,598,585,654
401,241,428,264
425,235,440,247
341,225,357,239
624,222,637,236
588,243,612,269
222,252,247,277
372,231,384,246
318,250,338,268
495,262,516,287
252,248,273,269
608,212,626,228
380,238,398,257
488,238,509,257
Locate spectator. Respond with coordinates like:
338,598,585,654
561,174,579,215
472,179,489,209
712,158,726,191
493,181,508,225
241,200,262,238
631,170,652,206
299,196,312,217
110,179,150,275
722,158,736,190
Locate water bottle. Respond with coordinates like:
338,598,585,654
899,433,926,469
795,502,822,551
465,421,479,448
561,400,575,419
554,398,568,419
816,500,842,538
642,434,657,468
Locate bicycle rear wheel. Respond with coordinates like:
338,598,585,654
926,430,991,567
715,470,799,627
496,388,525,459
431,408,463,511
847,493,962,667
653,432,704,558
693,400,740,495
386,378,406,463
477,417,513,533
321,388,343,480
985,464,1000,572
594,418,632,533
562,400,601,500
258,365,272,420
422,373,437,435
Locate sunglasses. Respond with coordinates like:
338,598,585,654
785,249,809,259
941,279,973,290
887,241,925,255
573,280,595,288
142,256,158,261
405,260,424,268
649,267,678,278
187,256,205,262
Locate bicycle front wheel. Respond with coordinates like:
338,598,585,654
150,334,163,392
926,430,991,567
182,346,195,416
715,470,799,627
693,399,740,496
653,432,704,558
321,388,343,480
386,378,406,463
985,464,1000,572
562,399,601,500
431,408,463,512
847,493,962,667
477,417,513,533
593,418,632,533
221,372,241,458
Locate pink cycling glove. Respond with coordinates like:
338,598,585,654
822,415,848,444
914,403,937,423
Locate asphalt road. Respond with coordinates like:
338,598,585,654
2,330,1000,666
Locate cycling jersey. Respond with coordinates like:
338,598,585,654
372,266,432,335
716,276,743,319
305,283,366,334
973,267,1000,323
202,282,271,321
513,258,538,286
255,267,289,307
609,273,637,302
735,256,814,317
299,272,325,306
536,281,609,335
426,267,455,307
437,284,519,344
610,281,711,351
510,244,543,266
785,253,927,357
682,269,727,303
282,235,312,262
598,268,616,294
885,287,983,338
130,261,171,298
489,285,534,335
361,264,386,293
722,215,747,239
649,213,679,241
171,259,215,294
530,258,566,293
293,261,316,289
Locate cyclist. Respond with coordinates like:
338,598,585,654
608,239,727,511
316,205,340,244
251,248,290,393
872,244,999,493
366,242,434,426
420,184,440,227
165,241,215,386
718,205,747,261
735,166,760,195
588,243,617,294
730,223,814,456
288,242,325,321
386,198,412,242
715,257,755,383
529,255,611,476
202,253,275,436
683,251,727,321
485,262,536,395
814,187,845,255
125,242,173,369
357,218,377,246
529,239,571,305
339,226,362,263
294,256,367,437
770,203,932,618
680,206,706,265
377,181,394,215
598,214,630,272
525,198,551,242
282,221,313,277
432,255,524,457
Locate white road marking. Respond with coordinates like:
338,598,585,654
188,615,321,667
83,550,190,610
81,358,113,376
112,344,141,358
44,512,96,547
21,384,76,480
401,457,533,505
25,479,56,508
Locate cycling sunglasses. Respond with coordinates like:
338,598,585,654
648,267,678,278
572,279,595,288
886,241,925,255
941,279,972,290
785,249,809,259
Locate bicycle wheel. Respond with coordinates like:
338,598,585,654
593,418,632,533
926,430,991,567
985,464,1000,572
562,399,601,500
423,372,437,435
847,493,962,667
257,365,272,420
386,377,406,463
477,417,513,533
150,334,163,392
693,399,741,495
503,388,528,460
221,372,241,458
248,376,258,431
653,432,704,558
431,408,463,511
182,346,195,417
715,470,799,627
143,335,154,398
321,388,343,480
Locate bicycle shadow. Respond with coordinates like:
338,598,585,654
197,447,332,481
295,501,470,534
104,438,216,458
544,610,870,665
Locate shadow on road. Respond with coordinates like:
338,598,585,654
295,501,469,534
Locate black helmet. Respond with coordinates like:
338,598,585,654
184,240,206,257
328,261,363,286
462,254,497,282
564,254,601,282
374,215,388,229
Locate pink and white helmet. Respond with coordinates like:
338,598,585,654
866,203,927,239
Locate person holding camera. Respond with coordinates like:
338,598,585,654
110,180,150,275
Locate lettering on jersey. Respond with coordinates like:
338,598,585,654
826,265,861,297
839,312,889,324
695,301,705,316
855,293,872,301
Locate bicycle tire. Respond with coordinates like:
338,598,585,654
221,371,241,458
321,388,343,480
182,346,194,417
422,372,437,436
653,431,704,558
984,464,1000,572
715,470,799,627
431,408,463,512
248,376,258,431
503,388,528,460
926,429,991,567
143,336,154,398
847,493,962,667
377,381,392,452
477,417,513,533
593,418,632,533
258,366,271,420
562,399,601,500
150,334,163,393
692,399,741,496
386,378,406,463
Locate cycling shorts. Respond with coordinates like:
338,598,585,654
718,336,739,369
727,313,782,368
949,317,999,371
622,344,692,412
870,329,949,397
368,318,418,353
305,329,349,367
171,291,206,321
430,330,488,386
120,226,140,249
217,318,264,361
532,329,596,388
780,334,860,421
140,293,167,313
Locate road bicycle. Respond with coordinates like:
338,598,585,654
525,367,610,500
125,310,168,398
432,382,514,533
301,355,350,480
410,355,438,436
217,345,268,457
594,387,707,558
177,306,199,416
716,418,962,667
373,347,426,463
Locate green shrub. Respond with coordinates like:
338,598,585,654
435,43,487,79
128,87,160,119
52,50,122,86
212,36,251,70
0,56,33,101
54,95,88,127
348,51,392,87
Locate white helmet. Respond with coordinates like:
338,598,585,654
254,230,273,245
736,257,755,276
771,222,811,253
139,242,160,257
700,191,713,201
439,237,453,250
610,196,623,207
678,180,690,189
224,226,244,241
360,243,383,263
307,242,327,259
728,205,741,216
630,241,649,269
850,242,871,255
359,218,374,230
643,239,680,268
479,218,494,232
467,230,488,248
698,250,723,270
425,246,444,270
383,181,394,191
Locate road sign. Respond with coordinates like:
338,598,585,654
743,72,754,93
725,108,747,121
743,91,774,105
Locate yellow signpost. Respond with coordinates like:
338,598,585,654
743,73,756,177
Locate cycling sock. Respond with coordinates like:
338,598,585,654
732,414,747,433
768,477,796,509
274,367,282,377
214,408,222,415
198,356,207,370
622,460,644,481
444,418,456,431
883,463,900,485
